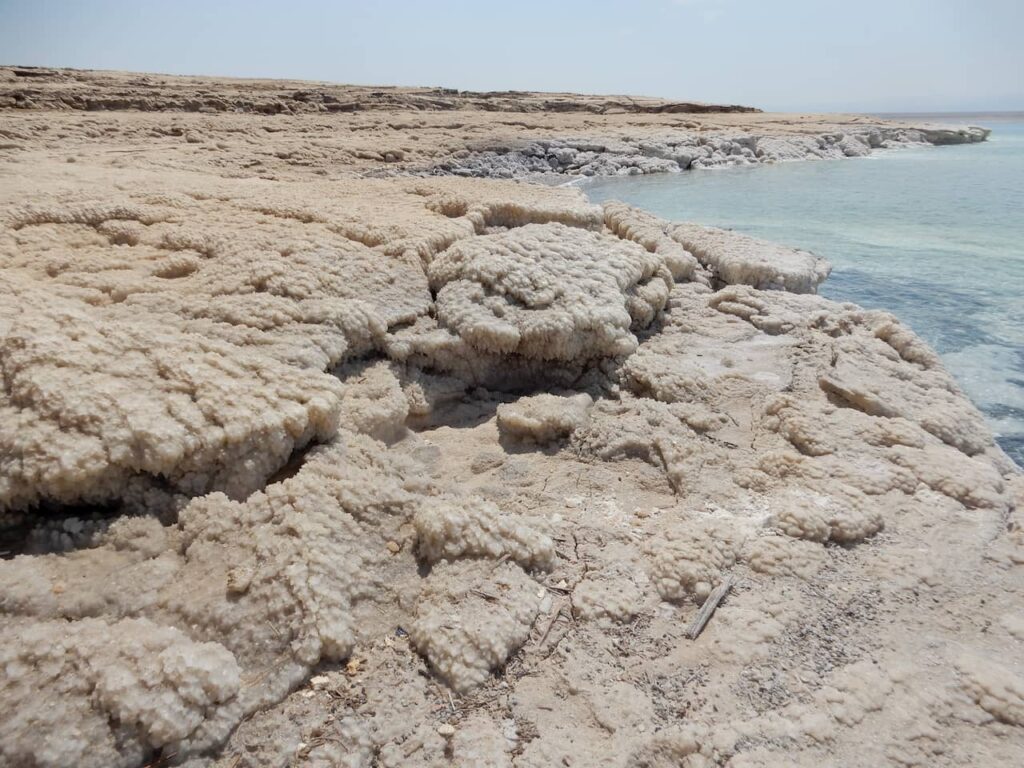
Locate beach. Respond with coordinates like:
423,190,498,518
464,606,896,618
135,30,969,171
1,67,1021,768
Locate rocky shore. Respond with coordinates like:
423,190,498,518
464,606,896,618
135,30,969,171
0,69,1020,768
423,125,989,179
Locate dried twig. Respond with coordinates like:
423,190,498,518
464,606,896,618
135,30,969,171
686,576,733,640
536,601,567,647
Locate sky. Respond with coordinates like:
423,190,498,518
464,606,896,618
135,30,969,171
0,0,1021,113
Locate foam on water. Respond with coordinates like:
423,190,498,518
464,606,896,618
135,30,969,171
583,116,1024,465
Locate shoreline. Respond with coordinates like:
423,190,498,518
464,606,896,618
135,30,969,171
414,124,989,181
1,68,1022,768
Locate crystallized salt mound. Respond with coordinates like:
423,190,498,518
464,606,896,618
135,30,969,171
413,495,555,571
401,368,468,422
427,223,672,360
571,566,644,623
744,534,827,579
450,714,514,767
570,393,727,495
420,183,604,237
669,222,831,293
957,655,1024,726
645,522,742,604
0,431,420,762
410,561,541,692
0,617,240,768
1,176,619,516
334,359,411,443
767,487,884,545
602,201,702,282
0,277,343,513
496,392,593,444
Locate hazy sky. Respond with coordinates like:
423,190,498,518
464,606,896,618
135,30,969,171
1,0,1020,112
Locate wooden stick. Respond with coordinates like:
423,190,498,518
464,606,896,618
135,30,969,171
686,576,733,640
536,601,566,647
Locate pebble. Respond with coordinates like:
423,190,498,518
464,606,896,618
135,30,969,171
310,675,331,690
437,723,456,738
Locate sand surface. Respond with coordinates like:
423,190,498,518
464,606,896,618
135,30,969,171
0,68,1021,768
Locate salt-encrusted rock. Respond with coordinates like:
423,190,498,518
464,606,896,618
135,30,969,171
570,394,723,493
645,522,742,604
668,223,831,293
410,561,541,692
1,176,613,516
0,277,344,512
496,392,593,444
428,222,672,360
425,125,990,179
0,617,241,768
571,567,643,623
334,359,410,442
957,655,1024,726
0,431,419,762
413,495,555,571
420,180,603,237
451,715,513,767
767,487,884,544
401,368,468,423
603,201,703,282
744,534,827,579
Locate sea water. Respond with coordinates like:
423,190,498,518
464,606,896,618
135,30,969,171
583,115,1024,466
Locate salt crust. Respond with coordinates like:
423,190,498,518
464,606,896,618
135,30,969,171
0,161,1019,765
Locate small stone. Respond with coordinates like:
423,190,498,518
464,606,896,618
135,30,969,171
386,540,400,554
310,675,331,690
437,723,456,738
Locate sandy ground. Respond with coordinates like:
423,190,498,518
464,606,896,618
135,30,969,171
0,69,1021,768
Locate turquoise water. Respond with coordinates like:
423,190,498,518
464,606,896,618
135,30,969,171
583,116,1024,466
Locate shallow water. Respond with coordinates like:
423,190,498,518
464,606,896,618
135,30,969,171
583,116,1024,466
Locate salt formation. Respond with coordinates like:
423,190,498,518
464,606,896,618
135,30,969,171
413,496,555,571
0,618,240,768
743,534,826,579
957,656,1024,727
571,568,644,623
410,561,542,692
668,223,831,293
0,86,1020,767
646,522,741,603
433,127,990,179
428,223,672,360
496,392,593,444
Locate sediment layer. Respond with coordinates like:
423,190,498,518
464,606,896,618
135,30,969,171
0,70,1019,768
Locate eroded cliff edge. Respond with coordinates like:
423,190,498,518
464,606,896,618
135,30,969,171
0,71,1019,768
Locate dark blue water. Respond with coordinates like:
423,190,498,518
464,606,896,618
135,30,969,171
583,116,1024,465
